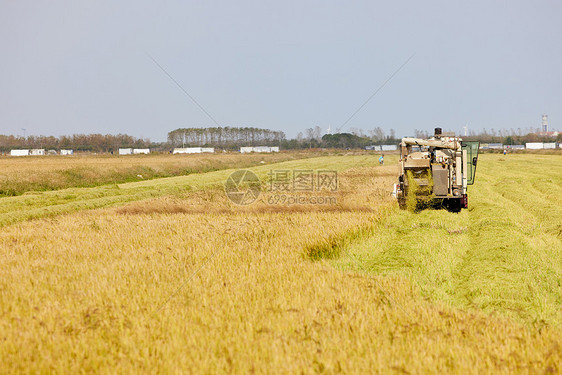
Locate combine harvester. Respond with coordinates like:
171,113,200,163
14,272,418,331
394,128,479,212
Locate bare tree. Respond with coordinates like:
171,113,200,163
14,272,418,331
414,129,429,138
371,127,385,141
313,126,322,141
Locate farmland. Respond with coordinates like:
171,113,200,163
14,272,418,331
0,152,560,373
0,152,318,197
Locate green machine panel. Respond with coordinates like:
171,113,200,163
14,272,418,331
461,141,479,185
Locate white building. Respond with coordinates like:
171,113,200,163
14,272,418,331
240,146,280,153
366,145,398,151
10,149,29,156
119,148,133,155
173,147,214,154
30,149,45,156
60,149,74,155
381,145,398,151
253,146,272,153
174,147,199,154
543,143,556,149
133,148,150,154
525,143,543,150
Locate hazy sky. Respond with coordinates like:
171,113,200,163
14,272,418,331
1,0,560,141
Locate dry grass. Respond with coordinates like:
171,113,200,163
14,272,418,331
0,153,560,373
115,161,395,216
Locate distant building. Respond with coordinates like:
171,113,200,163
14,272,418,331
525,142,543,150
366,145,397,151
536,130,560,137
174,148,197,154
119,148,133,155
240,146,279,153
133,148,150,154
479,143,504,150
10,149,29,156
173,147,214,154
536,114,559,137
253,146,272,153
381,145,398,151
30,149,45,156
60,149,74,155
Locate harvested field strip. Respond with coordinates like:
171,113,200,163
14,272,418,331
328,154,562,328
0,155,394,227
0,152,312,196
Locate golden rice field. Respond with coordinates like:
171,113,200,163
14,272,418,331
0,152,560,373
0,151,318,196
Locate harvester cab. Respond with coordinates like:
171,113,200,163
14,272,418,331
394,128,479,212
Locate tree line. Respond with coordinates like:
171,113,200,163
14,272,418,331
167,127,285,148
461,129,562,144
0,134,150,153
281,126,400,149
1,125,558,154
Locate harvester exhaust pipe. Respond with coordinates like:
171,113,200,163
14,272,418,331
434,127,442,138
